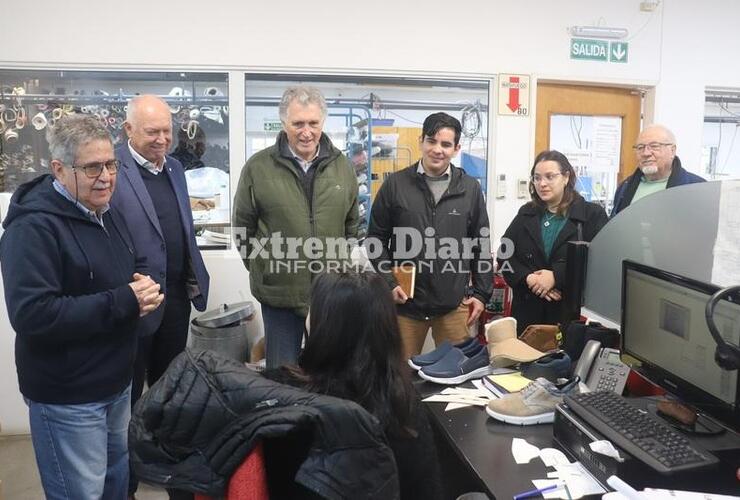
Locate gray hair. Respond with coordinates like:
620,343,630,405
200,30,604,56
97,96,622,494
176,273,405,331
46,114,112,165
278,85,327,123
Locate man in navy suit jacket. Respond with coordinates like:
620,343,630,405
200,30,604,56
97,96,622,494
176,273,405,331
111,94,210,499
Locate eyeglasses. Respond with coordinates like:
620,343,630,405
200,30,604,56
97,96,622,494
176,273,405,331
632,142,673,153
73,159,119,178
531,172,562,184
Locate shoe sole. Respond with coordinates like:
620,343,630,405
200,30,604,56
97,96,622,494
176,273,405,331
407,359,422,370
485,405,554,425
418,365,493,385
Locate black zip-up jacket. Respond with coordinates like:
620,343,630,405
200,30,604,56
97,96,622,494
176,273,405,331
367,163,493,319
0,175,141,404
129,349,400,499
497,195,608,334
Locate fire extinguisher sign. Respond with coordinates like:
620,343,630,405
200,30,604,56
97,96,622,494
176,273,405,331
498,74,530,117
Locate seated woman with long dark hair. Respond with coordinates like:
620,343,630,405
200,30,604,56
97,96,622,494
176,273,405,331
497,150,608,334
266,270,442,500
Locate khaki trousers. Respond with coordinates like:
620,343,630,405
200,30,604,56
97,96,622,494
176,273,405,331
397,303,470,360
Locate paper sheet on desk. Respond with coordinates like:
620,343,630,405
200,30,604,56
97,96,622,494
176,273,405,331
440,386,491,398
711,181,740,287
511,437,605,498
590,440,624,461
510,439,571,467
539,448,570,467
422,394,488,406
533,461,605,499
512,438,541,464
422,386,491,410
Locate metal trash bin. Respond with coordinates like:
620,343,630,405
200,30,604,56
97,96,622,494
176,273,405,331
190,301,255,362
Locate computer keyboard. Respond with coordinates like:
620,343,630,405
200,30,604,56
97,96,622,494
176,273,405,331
564,391,719,474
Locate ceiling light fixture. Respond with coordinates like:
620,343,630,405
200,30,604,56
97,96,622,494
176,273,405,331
569,26,628,40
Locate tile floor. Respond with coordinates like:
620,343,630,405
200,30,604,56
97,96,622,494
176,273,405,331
0,434,169,499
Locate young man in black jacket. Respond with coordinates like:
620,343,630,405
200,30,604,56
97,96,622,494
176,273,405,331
367,112,493,359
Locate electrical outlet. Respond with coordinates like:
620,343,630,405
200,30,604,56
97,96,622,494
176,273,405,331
640,0,658,12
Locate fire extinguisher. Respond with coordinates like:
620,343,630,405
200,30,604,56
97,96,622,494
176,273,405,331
492,271,512,317
476,271,513,343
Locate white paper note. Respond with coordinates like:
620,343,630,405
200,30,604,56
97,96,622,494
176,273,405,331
512,438,541,464
540,448,571,467
590,440,624,462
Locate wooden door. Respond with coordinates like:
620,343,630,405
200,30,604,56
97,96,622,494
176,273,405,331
370,126,422,197
535,83,642,183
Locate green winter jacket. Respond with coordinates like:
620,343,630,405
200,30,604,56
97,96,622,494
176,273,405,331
233,132,359,316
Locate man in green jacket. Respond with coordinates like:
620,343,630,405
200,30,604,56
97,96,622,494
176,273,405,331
234,86,359,368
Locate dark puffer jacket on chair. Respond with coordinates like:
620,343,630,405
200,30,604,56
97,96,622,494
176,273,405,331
129,349,400,499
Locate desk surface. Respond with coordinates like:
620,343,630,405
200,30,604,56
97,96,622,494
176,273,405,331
417,379,740,500
416,379,564,500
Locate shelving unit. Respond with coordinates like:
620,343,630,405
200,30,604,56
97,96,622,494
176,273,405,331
0,70,230,196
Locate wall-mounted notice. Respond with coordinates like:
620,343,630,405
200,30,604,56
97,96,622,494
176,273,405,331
498,74,530,116
549,114,622,203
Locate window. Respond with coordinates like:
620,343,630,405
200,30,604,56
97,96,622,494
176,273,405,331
0,69,230,247
703,90,740,181
244,74,491,240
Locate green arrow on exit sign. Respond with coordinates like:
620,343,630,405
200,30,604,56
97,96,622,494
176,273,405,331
610,42,628,63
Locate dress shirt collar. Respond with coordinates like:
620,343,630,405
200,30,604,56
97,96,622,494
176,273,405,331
128,140,166,175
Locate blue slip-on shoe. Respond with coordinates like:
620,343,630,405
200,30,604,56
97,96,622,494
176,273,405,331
408,336,478,370
520,351,572,382
421,341,484,371
418,345,493,385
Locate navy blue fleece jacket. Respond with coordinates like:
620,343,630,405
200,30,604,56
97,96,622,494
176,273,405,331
1,175,143,404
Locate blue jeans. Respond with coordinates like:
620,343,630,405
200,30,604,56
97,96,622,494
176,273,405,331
26,385,131,500
261,303,306,369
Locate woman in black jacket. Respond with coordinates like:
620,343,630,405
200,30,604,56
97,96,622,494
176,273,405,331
497,150,608,334
266,270,443,500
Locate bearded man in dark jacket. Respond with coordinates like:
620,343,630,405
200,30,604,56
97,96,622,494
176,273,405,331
611,124,705,217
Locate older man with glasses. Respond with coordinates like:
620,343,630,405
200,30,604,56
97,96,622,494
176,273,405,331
233,85,359,369
0,114,164,499
611,124,705,217
111,94,210,499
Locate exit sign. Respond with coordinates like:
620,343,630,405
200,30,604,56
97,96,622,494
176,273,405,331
263,119,282,132
570,38,629,63
571,38,609,61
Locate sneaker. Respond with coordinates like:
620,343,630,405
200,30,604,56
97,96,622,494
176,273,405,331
418,344,493,385
520,351,571,382
408,336,478,370
485,376,581,425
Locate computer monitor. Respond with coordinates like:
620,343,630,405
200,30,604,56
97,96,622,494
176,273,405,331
620,260,740,431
